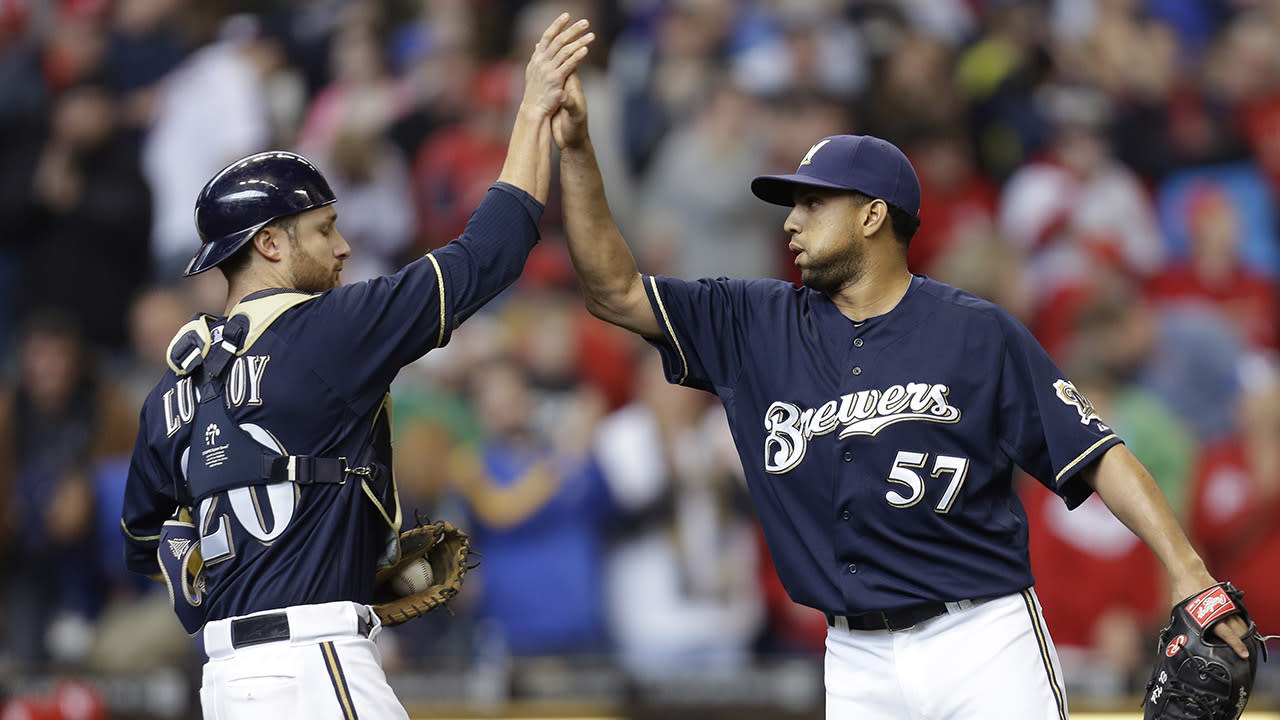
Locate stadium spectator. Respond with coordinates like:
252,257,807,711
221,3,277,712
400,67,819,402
860,29,964,144
902,124,1000,277
634,79,781,280
0,310,136,670
101,0,190,130
998,84,1165,317
1212,12,1280,201
608,0,735,178
728,0,868,103
1188,358,1280,638
409,60,520,252
1100,13,1251,182
449,354,613,658
115,284,201,404
23,81,151,353
140,13,285,279
594,352,763,678
1144,180,1278,352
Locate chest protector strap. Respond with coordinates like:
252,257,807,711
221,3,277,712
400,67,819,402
166,296,373,503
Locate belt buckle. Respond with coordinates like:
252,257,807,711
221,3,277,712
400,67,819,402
883,611,916,633
231,612,291,649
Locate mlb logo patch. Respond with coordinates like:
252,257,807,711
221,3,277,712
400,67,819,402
1186,585,1237,628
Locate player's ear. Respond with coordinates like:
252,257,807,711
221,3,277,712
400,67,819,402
860,198,889,237
252,226,286,263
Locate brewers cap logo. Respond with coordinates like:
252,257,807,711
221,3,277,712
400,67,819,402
799,138,832,168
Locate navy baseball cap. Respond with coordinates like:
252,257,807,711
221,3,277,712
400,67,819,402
751,134,921,216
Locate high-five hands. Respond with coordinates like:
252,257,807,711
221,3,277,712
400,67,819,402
552,71,588,151
523,13,594,119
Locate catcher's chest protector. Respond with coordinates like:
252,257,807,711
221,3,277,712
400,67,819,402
174,314,357,504
157,304,382,633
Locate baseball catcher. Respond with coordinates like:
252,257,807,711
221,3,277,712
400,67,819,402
1142,582,1273,720
372,518,475,626
120,13,595,718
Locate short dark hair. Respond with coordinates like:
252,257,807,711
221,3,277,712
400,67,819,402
217,214,299,279
849,191,921,246
266,214,299,239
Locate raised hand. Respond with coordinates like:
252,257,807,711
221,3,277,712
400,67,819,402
522,13,594,119
552,71,588,150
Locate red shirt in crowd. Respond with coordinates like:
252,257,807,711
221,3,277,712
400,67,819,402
1144,265,1278,350
1187,440,1280,633
1021,479,1163,649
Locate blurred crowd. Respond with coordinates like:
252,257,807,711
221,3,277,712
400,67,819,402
2,0,1280,709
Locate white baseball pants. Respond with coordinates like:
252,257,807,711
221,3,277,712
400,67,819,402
825,590,1070,719
200,601,408,720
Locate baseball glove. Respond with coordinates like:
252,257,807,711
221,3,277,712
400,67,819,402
1142,582,1268,720
372,518,475,627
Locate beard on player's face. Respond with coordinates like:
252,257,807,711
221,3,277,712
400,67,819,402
287,233,342,293
802,228,867,294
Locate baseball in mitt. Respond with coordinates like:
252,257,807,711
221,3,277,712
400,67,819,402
372,518,474,627
1142,582,1269,720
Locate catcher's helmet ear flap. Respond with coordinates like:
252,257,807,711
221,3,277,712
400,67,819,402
186,150,337,276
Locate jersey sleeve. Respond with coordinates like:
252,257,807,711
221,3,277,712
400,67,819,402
641,275,764,394
307,183,542,402
995,312,1122,508
120,408,181,575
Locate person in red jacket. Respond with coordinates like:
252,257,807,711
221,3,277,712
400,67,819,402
1144,180,1278,351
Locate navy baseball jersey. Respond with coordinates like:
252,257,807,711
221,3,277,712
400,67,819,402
641,273,1121,615
122,184,542,622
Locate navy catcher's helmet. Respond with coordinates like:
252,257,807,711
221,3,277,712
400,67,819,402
186,151,336,276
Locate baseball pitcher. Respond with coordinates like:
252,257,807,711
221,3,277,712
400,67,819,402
551,58,1266,719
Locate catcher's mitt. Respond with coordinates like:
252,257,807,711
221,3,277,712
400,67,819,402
1142,582,1269,720
372,519,474,627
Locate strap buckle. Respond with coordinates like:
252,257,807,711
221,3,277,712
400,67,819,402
269,455,369,486
341,457,373,481
286,455,351,485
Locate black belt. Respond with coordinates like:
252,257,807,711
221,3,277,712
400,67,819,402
229,611,373,649
825,601,950,632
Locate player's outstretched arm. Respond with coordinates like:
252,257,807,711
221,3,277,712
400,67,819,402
496,13,594,204
1084,443,1252,657
554,71,663,338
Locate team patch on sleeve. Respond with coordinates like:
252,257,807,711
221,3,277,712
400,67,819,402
1052,379,1109,431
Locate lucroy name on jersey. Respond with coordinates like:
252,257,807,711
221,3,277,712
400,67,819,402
763,382,961,473
162,355,271,436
